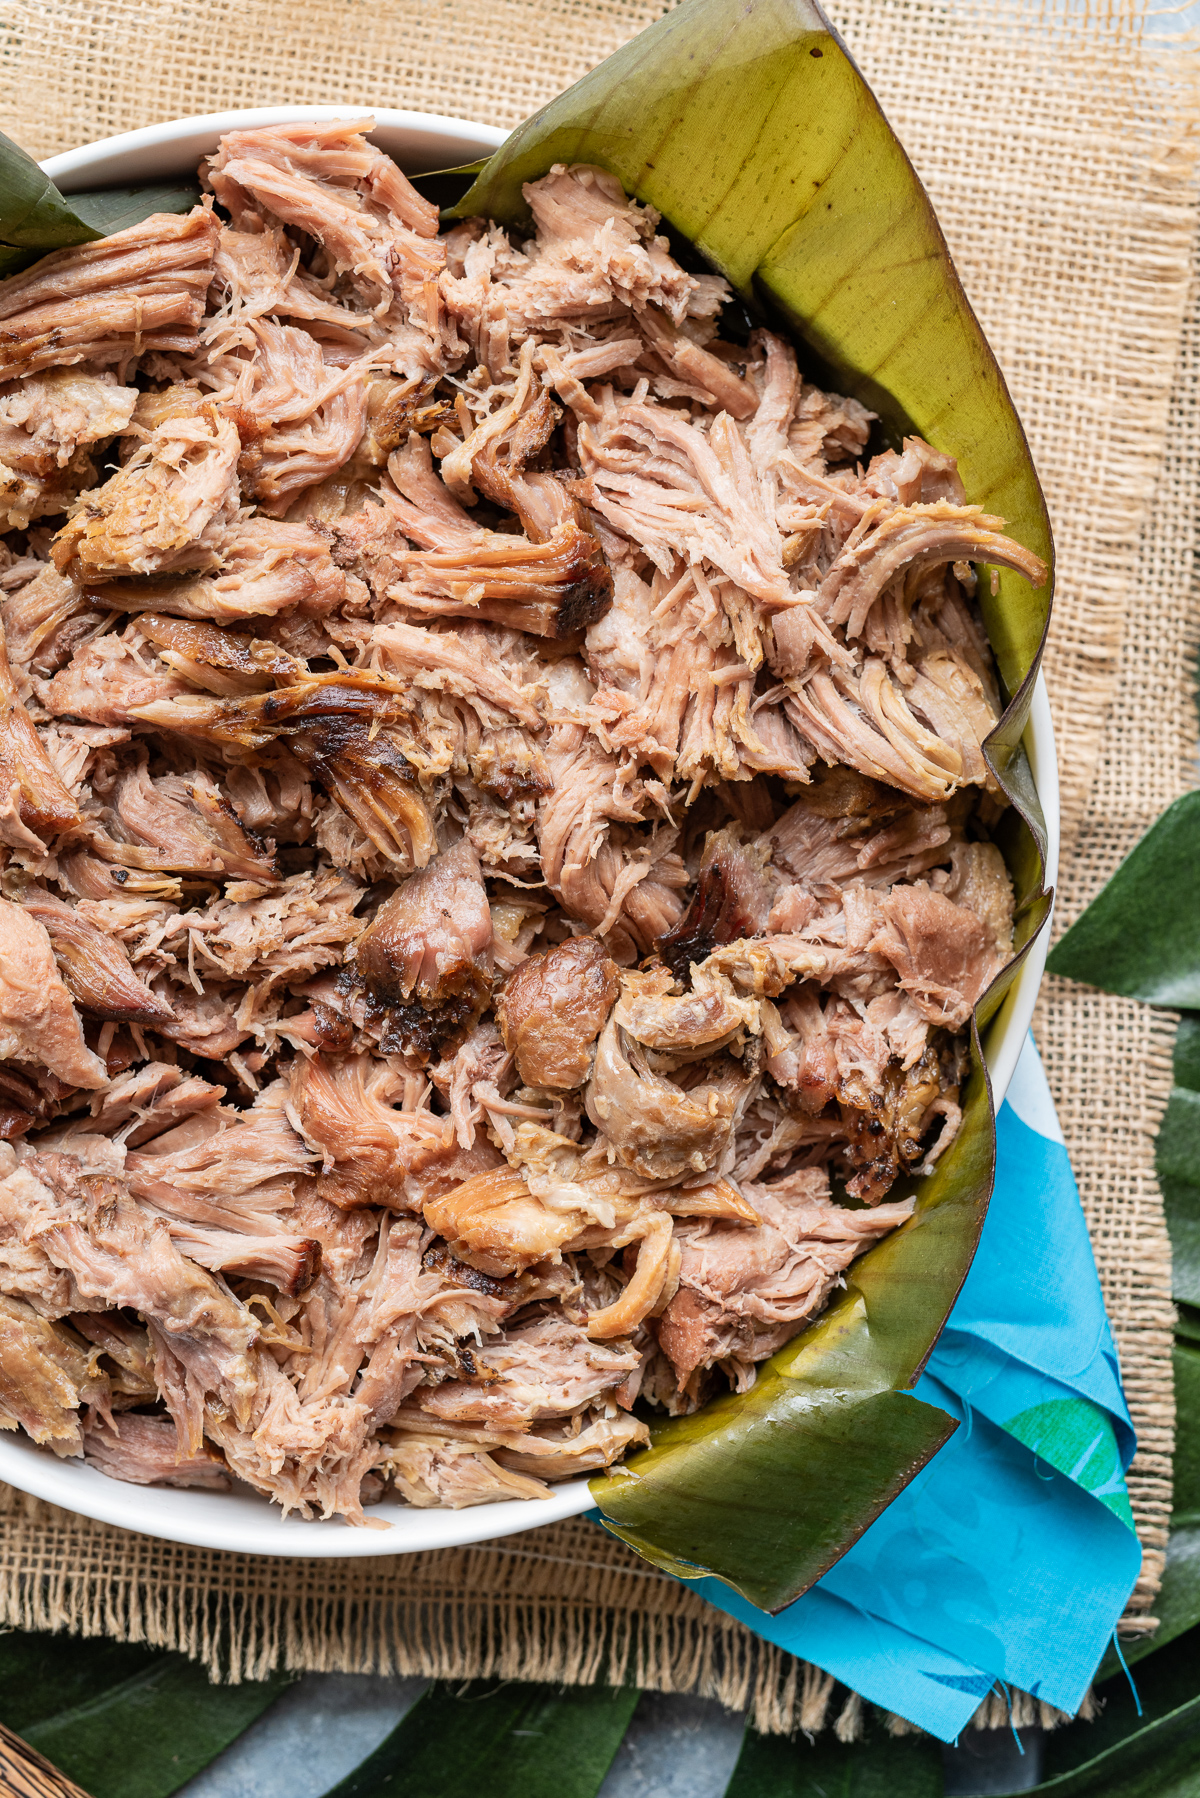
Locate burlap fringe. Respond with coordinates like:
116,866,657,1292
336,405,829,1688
0,1495,1090,1736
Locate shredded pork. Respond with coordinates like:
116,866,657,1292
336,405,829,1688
0,122,1044,1522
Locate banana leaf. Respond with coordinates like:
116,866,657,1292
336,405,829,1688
0,1626,289,1798
1039,838,1200,1679
321,1678,640,1798
455,0,1053,1611
1047,793,1200,1005
0,126,199,271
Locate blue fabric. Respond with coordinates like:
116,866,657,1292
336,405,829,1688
596,1036,1143,1741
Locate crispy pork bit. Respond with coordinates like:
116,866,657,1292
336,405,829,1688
0,206,219,382
422,1167,586,1277
354,839,494,1059
585,1015,754,1180
658,829,773,982
495,935,618,1089
0,132,1034,1517
130,677,437,873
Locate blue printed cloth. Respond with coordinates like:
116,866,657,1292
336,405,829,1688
601,1036,1142,1742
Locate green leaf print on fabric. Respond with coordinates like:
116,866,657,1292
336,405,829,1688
1002,1396,1134,1528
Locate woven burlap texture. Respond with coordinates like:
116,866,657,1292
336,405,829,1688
0,0,1196,1736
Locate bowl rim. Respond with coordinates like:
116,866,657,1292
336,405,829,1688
0,106,1059,1557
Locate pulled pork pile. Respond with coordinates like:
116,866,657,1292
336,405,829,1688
0,120,1045,1523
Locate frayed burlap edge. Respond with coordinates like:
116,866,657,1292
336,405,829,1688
0,1496,1089,1738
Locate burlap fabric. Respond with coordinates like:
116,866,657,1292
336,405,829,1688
0,0,1195,1736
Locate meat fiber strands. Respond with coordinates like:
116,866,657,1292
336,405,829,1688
0,114,1047,1558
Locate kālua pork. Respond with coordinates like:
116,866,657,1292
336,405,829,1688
0,128,1042,1515
205,118,445,320
329,428,614,639
83,1411,230,1488
350,838,494,1058
0,1295,106,1452
0,369,138,529
0,1146,258,1444
23,891,176,1026
495,935,618,1088
95,519,348,623
0,898,106,1088
0,612,82,851
657,1170,915,1396
0,206,219,382
128,674,438,873
53,406,241,580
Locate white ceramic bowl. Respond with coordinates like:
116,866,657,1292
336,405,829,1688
0,110,1060,1555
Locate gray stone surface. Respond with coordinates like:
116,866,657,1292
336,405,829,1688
596,1691,747,1798
176,1671,429,1798
174,1669,1046,1796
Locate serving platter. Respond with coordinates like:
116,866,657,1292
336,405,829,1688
0,104,1059,1560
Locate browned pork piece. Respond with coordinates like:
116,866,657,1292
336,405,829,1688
353,838,494,1057
0,131,1040,1516
0,1294,105,1452
129,674,438,873
658,828,774,980
0,206,220,382
496,935,618,1088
